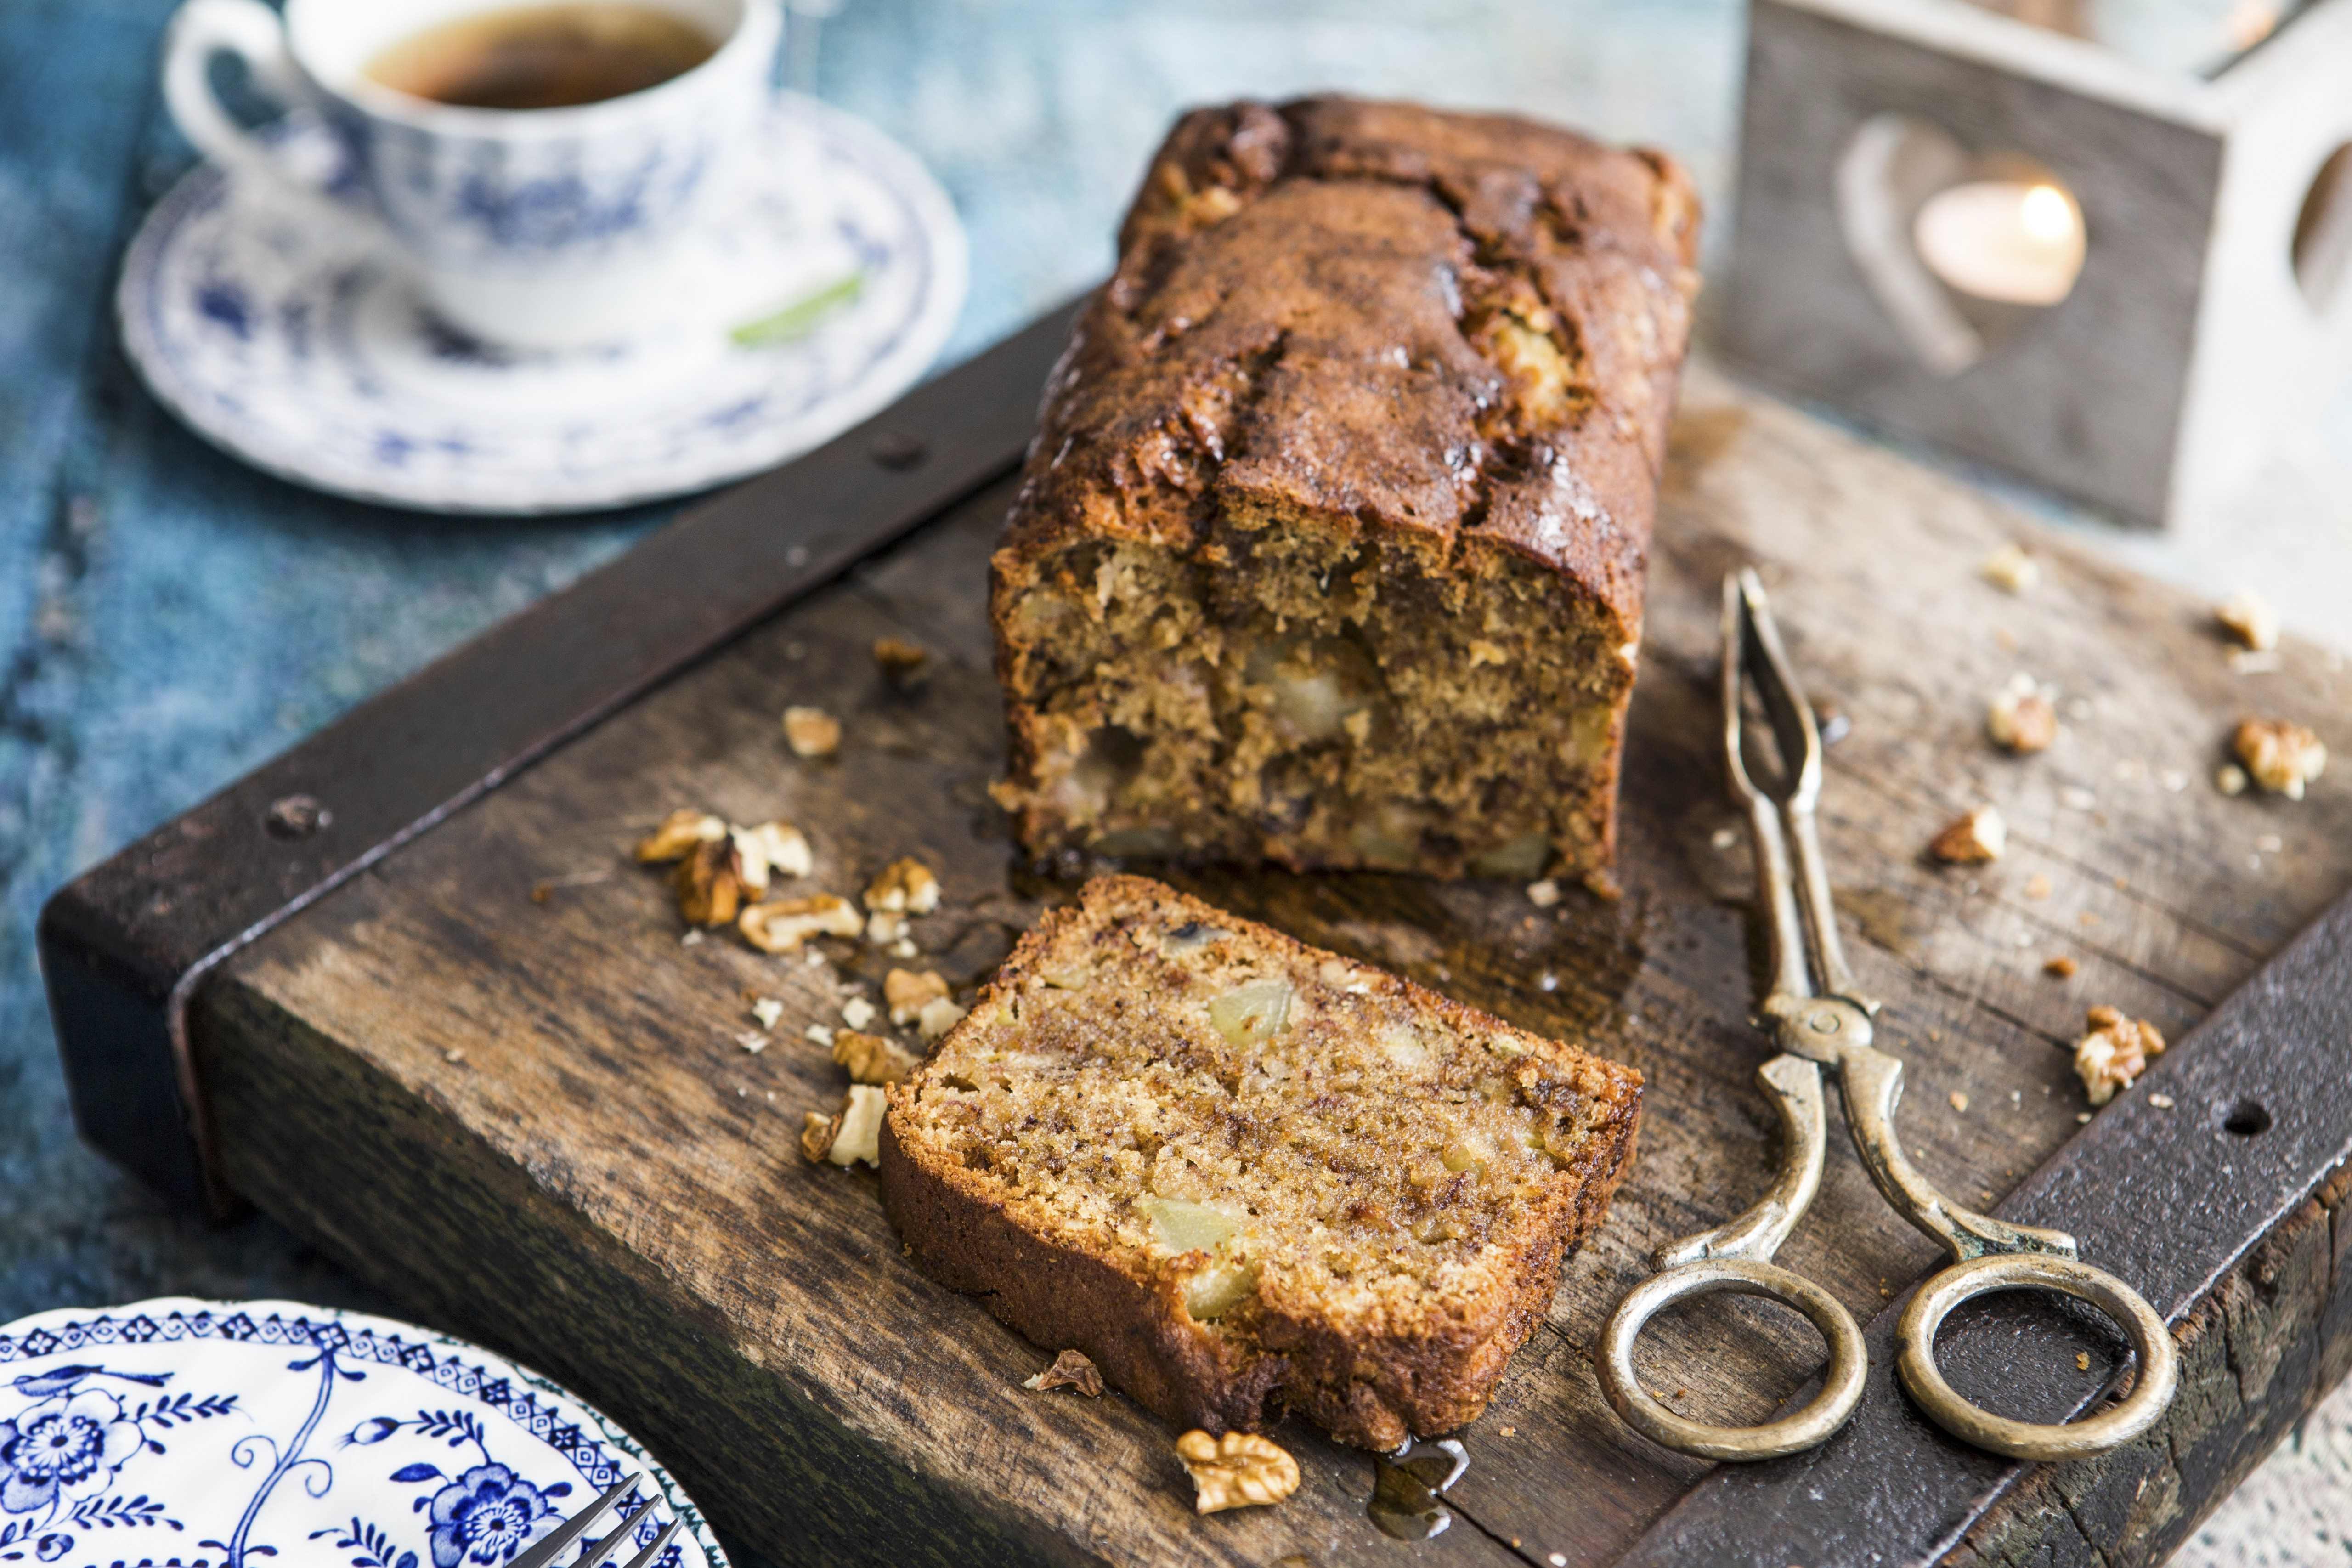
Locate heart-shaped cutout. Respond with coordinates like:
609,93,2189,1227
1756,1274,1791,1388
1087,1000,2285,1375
1835,113,2086,376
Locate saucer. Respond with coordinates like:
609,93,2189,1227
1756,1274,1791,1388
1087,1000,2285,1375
118,95,967,515
0,1296,726,1568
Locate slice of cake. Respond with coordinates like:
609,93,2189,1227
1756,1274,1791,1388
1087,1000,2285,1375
989,96,1702,889
878,875,1642,1448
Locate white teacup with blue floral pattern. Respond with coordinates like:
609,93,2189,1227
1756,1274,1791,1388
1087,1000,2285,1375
161,0,784,350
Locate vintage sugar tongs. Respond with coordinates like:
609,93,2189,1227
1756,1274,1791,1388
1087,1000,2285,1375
1594,569,2177,1464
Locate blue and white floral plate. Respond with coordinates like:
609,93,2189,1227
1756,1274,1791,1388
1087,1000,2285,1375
117,94,967,515
0,1297,725,1568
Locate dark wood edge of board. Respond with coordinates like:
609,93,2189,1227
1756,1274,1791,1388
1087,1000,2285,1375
34,297,2352,1567
34,296,1086,1217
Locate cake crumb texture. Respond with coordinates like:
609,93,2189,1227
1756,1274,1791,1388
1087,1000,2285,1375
879,875,1643,1448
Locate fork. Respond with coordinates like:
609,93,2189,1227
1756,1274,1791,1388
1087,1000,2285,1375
511,1473,684,1568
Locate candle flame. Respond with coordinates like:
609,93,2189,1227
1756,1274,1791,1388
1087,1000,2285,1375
2020,184,2075,244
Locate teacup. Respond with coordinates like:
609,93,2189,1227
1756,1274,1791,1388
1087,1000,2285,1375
162,0,783,349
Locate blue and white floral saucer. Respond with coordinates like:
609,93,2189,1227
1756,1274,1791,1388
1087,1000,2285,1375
118,94,966,514
0,1297,726,1568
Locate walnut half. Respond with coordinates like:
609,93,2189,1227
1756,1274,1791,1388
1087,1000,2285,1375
1174,1430,1300,1514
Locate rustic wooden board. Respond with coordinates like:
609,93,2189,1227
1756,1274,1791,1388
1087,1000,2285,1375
184,354,2352,1568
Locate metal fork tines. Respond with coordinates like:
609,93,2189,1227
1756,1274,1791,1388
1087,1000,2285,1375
511,1472,684,1568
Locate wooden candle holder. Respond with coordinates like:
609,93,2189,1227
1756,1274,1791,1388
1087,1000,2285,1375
1721,0,2352,527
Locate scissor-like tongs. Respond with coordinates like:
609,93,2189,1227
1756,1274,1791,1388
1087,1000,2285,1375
1594,570,2177,1463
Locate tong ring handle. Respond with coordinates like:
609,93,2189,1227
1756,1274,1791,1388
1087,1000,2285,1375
1895,1252,2178,1461
1595,1257,1868,1461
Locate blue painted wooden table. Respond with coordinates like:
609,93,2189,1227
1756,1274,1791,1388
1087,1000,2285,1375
4,3,2346,1561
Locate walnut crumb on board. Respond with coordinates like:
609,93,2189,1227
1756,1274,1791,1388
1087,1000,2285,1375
1175,1431,1299,1514
864,857,941,915
802,1085,885,1166
2217,763,2250,796
2077,1352,2092,1372
2215,589,2280,652
1949,1091,1968,1112
673,838,752,926
633,809,726,862
783,706,842,758
1929,805,2006,864
873,636,929,685
833,1030,921,1085
732,820,812,886
2074,1006,2166,1106
885,968,950,1025
1980,543,2039,594
1022,1350,1104,1397
2044,955,2078,978
739,894,863,952
1526,878,1561,908
2233,718,2327,799
916,996,968,1040
1987,675,2058,754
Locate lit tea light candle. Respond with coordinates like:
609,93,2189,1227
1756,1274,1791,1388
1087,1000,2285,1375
1912,180,2086,306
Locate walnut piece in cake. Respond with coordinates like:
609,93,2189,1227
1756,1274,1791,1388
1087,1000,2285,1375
879,875,1642,1449
987,98,1701,889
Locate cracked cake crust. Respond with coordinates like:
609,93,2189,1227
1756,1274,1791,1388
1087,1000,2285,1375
990,97,1701,884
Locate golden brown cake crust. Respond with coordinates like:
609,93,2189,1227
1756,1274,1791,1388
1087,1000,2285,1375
988,98,1700,884
879,875,1643,1449
996,95,1698,641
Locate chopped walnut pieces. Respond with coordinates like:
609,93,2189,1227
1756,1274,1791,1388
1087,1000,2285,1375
873,636,929,686
2044,955,2079,978
830,1085,886,1165
833,1029,921,1085
2215,589,2280,652
2233,717,2328,800
739,893,863,953
1929,804,2007,864
1023,1349,1104,1398
864,857,941,915
2073,1005,2166,1106
673,838,754,926
865,910,910,946
732,821,813,889
799,1111,837,1163
1175,1430,1300,1514
750,996,784,1030
841,996,878,1030
885,967,951,1026
1987,675,2058,754
1979,543,2039,595
783,705,842,758
635,809,726,862
916,996,969,1041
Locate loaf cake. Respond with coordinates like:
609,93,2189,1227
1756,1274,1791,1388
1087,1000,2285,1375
878,875,1643,1448
989,97,1701,888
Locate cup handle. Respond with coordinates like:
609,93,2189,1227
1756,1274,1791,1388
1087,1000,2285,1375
162,0,344,215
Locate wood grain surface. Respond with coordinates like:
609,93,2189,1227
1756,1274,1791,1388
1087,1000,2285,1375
189,356,2352,1568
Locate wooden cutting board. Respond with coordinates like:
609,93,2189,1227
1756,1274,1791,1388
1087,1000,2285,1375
53,313,2352,1568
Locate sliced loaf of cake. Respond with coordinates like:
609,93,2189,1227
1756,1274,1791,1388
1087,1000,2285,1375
879,875,1642,1448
